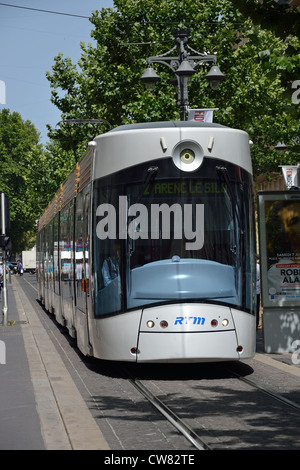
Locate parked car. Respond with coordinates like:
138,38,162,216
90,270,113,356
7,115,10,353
7,262,18,274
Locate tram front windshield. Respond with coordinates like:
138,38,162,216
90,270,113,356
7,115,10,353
93,157,255,316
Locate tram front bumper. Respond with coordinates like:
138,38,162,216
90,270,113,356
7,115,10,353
136,330,240,363
135,303,244,363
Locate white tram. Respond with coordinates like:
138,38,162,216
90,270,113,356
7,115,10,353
37,121,257,362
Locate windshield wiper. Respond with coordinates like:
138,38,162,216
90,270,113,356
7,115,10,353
133,165,159,206
216,165,242,230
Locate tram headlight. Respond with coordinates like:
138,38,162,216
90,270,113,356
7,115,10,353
172,140,204,172
147,320,155,328
222,319,229,327
180,149,195,165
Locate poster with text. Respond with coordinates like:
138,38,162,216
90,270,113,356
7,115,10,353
258,191,300,308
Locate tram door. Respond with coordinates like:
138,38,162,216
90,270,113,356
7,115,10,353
44,221,53,312
60,201,75,333
52,213,62,323
74,186,91,354
37,230,44,302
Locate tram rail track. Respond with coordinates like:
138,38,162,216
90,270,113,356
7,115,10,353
121,362,300,451
226,366,300,413
129,377,212,451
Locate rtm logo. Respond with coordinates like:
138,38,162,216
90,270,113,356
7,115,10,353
292,80,300,105
0,340,6,365
174,316,205,325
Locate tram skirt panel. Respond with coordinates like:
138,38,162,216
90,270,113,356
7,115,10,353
137,330,239,363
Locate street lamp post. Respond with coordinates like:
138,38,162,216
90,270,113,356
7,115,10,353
140,28,225,121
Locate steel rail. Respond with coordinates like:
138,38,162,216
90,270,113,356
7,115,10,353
128,377,212,451
227,368,300,413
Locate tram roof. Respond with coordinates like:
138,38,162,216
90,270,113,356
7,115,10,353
109,121,227,133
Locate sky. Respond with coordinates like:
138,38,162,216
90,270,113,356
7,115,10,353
0,0,114,145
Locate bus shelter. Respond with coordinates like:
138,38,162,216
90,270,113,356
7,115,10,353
258,190,300,353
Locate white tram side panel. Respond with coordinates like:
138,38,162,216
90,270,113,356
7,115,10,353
37,150,93,354
37,122,256,363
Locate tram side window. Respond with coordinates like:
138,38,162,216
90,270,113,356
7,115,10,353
75,191,86,310
36,231,42,279
83,185,90,293
60,203,74,291
93,183,122,316
47,220,54,288
44,225,48,275
53,213,60,294
40,229,45,294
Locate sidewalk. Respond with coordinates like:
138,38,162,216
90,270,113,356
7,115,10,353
0,275,110,450
0,277,44,450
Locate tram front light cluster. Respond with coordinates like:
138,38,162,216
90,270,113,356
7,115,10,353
146,320,168,329
211,319,230,327
147,318,229,329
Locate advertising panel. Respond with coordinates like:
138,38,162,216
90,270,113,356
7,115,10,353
258,191,300,308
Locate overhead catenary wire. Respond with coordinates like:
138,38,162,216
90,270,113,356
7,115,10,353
0,2,246,27
0,2,91,18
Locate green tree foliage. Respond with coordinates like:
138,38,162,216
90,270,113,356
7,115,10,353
46,0,299,176
228,0,300,170
229,0,300,40
0,109,55,252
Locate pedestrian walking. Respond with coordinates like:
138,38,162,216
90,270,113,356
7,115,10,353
17,261,23,276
